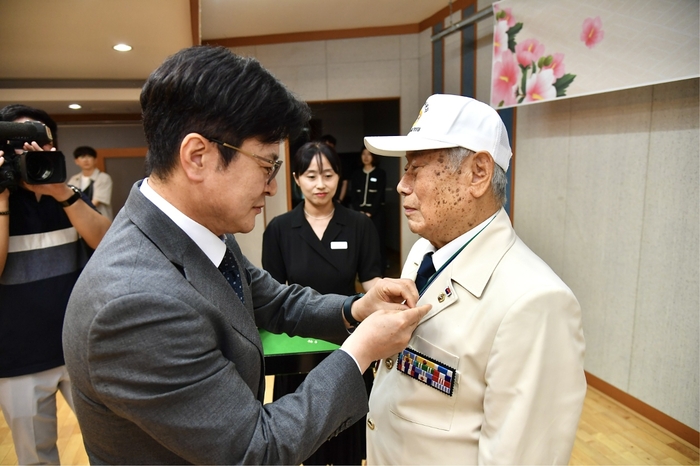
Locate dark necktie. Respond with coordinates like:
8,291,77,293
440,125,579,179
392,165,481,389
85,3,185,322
219,248,245,303
415,252,436,293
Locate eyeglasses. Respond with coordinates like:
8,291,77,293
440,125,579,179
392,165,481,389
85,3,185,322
209,138,282,184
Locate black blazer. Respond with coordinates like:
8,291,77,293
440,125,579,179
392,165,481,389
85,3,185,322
350,167,386,218
262,202,381,295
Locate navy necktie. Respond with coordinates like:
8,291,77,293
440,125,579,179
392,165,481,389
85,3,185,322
415,252,436,293
219,248,245,303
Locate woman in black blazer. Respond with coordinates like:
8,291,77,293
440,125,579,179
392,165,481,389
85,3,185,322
350,147,387,270
262,141,381,465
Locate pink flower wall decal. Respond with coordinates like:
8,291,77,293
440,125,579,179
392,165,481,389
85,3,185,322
490,4,576,107
515,38,545,67
492,50,521,107
493,21,509,61
494,5,516,28
541,53,566,79
524,69,556,102
581,16,604,49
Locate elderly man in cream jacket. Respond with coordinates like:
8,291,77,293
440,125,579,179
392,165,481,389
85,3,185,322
364,94,586,465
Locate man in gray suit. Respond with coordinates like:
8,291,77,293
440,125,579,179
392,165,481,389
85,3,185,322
62,46,429,465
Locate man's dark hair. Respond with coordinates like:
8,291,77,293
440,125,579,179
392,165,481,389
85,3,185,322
73,146,97,159
140,46,311,179
0,104,59,148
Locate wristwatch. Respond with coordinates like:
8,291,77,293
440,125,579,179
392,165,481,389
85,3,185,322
59,185,82,207
342,293,364,330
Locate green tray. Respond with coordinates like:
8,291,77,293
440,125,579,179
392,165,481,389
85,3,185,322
258,329,339,356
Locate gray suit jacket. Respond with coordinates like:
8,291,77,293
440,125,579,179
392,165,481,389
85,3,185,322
63,181,367,465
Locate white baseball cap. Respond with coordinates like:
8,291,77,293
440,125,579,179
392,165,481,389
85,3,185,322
364,94,512,171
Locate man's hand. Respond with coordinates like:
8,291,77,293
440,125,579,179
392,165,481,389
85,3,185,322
21,180,75,201
341,304,431,372
348,278,420,325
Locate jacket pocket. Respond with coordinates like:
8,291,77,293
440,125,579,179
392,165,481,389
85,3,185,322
388,335,459,430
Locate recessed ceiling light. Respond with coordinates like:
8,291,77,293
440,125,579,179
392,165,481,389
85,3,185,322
69,104,82,110
113,43,132,52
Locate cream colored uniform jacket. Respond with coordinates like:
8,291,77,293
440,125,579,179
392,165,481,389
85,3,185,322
367,208,586,465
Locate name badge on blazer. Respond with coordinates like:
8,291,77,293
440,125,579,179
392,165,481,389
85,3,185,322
370,177,377,182
330,241,348,250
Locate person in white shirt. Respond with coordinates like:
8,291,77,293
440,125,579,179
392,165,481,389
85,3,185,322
68,146,113,220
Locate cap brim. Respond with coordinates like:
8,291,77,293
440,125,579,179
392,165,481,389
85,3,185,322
364,136,457,157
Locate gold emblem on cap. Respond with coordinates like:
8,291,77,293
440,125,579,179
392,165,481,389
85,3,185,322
437,293,446,303
412,107,424,128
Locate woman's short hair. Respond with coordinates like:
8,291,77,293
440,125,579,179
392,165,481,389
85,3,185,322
293,141,342,178
360,147,380,167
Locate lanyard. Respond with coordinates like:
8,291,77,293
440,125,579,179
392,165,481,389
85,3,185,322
418,214,497,297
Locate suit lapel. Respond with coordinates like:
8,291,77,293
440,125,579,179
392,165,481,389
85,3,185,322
408,208,517,326
123,182,264,361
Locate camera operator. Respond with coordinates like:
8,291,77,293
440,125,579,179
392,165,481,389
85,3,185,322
0,104,111,464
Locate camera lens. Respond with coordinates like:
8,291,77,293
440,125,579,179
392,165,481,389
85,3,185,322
25,153,54,181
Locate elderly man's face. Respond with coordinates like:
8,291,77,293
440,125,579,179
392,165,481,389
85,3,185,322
397,149,475,248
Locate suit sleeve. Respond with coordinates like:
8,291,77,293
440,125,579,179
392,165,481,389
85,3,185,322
261,217,288,285
479,287,586,464
86,292,367,465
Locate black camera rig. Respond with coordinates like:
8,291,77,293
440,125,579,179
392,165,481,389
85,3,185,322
0,121,67,192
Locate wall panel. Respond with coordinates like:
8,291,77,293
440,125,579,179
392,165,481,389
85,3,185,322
630,79,699,429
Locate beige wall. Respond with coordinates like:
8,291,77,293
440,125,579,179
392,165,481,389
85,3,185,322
225,4,698,431
513,79,699,430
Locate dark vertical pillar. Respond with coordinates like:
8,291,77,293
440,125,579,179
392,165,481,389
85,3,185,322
498,107,515,217
432,23,444,94
460,5,476,98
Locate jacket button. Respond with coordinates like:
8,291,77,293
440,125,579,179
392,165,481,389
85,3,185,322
385,358,394,370
367,418,375,430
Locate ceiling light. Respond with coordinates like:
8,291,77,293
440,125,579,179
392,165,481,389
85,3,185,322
113,43,132,52
69,104,82,110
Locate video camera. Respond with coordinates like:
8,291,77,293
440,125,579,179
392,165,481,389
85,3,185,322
0,120,67,192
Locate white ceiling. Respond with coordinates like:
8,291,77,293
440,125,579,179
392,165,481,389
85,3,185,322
0,0,452,117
